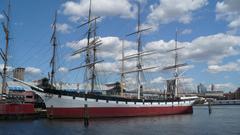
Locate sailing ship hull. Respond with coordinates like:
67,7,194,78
47,106,193,119
35,91,194,119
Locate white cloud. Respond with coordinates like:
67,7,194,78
56,23,72,34
188,33,240,64
25,67,41,74
181,29,192,35
65,33,239,75
181,78,194,84
66,40,86,50
145,0,208,31
216,0,240,32
62,0,136,22
145,33,240,66
66,36,135,61
0,14,4,20
214,83,237,92
144,39,187,71
0,64,13,72
66,33,240,80
228,18,240,29
150,76,165,84
208,60,240,73
58,67,69,73
67,53,81,61
65,36,137,74
96,62,118,73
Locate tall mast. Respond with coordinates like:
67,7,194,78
50,11,58,88
70,0,103,93
163,29,187,98
174,29,179,97
86,0,94,92
120,40,125,96
86,0,92,69
124,2,153,99
1,1,11,98
136,3,143,99
91,18,97,92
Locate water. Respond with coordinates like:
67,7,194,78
0,106,240,135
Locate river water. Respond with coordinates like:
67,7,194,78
0,106,239,135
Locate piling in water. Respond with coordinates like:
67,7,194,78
83,104,89,127
208,101,212,114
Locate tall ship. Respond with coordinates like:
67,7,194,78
13,1,197,119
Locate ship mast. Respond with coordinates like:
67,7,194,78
136,3,143,99
124,2,157,99
120,40,125,96
1,1,11,99
86,0,92,92
50,11,58,88
174,29,179,97
163,29,187,98
70,0,103,93
91,19,97,92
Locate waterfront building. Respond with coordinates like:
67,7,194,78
197,83,207,94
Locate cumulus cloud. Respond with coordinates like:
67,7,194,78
67,53,81,61
58,67,69,73
208,60,240,73
0,64,13,72
181,29,192,35
145,0,208,31
62,0,136,22
136,32,240,83
66,33,240,75
187,33,240,64
96,62,118,73
181,77,194,84
64,33,240,92
66,36,138,74
216,0,240,31
145,33,240,66
150,76,165,84
25,67,41,74
144,39,188,71
0,14,4,20
56,23,72,34
66,36,135,60
214,83,237,92
66,40,86,52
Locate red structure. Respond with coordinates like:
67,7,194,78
47,106,193,119
0,103,35,115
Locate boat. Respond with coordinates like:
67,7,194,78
12,1,197,119
0,1,35,119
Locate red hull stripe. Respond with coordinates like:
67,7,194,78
0,104,35,115
47,106,193,118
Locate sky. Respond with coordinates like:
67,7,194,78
0,0,240,92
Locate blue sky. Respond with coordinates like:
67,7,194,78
1,0,240,92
